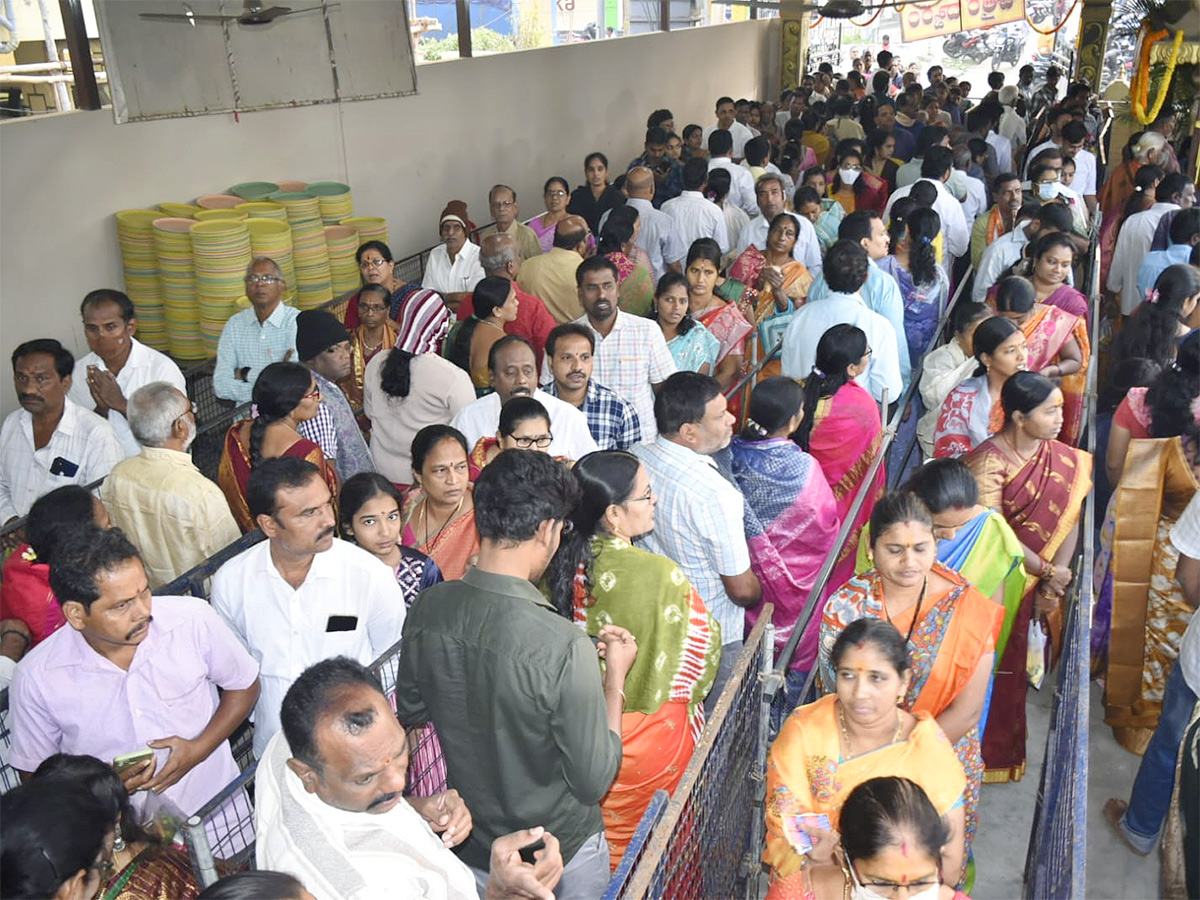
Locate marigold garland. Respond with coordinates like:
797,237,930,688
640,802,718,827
1024,0,1080,35
1131,24,1184,125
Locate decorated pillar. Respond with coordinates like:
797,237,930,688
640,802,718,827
1074,0,1113,89
778,0,809,96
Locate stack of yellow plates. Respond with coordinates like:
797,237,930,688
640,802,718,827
324,225,360,295
236,201,287,221
247,218,296,300
195,208,248,222
115,209,167,351
340,216,388,246
230,181,280,201
159,202,201,218
272,191,332,309
307,182,354,226
153,217,205,361
191,219,252,357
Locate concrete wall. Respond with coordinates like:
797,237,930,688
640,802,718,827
0,18,779,417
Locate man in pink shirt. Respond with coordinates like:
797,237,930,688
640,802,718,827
456,233,557,366
9,525,260,831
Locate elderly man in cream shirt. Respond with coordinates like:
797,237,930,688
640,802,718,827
101,382,240,588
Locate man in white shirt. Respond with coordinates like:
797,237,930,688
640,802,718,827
1105,487,1200,856
884,147,970,261
997,86,1027,160
661,158,730,255
613,168,686,282
774,91,805,133
451,336,598,460
894,126,970,202
423,201,486,313
735,173,823,276
1023,107,1073,178
782,240,903,405
1027,119,1097,215
258,657,565,900
973,202,1075,302
212,456,406,758
956,145,989,229
702,96,754,161
707,130,760,219
67,289,187,459
0,339,122,524
1108,172,1187,315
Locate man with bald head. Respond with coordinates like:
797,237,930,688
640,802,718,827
456,234,556,364
602,167,685,282
517,215,592,322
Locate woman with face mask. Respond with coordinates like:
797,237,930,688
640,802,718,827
828,146,891,216
764,617,968,897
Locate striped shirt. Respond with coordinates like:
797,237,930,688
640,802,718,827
390,286,452,357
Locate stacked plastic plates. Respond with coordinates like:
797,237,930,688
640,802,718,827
306,181,354,226
191,219,252,356
236,201,287,221
247,218,296,300
272,192,332,309
230,181,280,201
114,209,167,351
324,225,360,295
159,202,201,218
153,217,205,360
341,216,388,246
195,208,247,222
275,180,308,193
196,194,242,210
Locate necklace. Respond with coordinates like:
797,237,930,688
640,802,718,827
1002,431,1034,465
421,493,466,549
481,318,506,333
881,574,927,646
837,700,904,758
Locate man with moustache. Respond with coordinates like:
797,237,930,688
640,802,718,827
479,184,543,262
451,336,597,460
734,173,823,276
258,657,566,900
212,457,406,759
543,324,641,450
9,525,260,829
0,339,122,525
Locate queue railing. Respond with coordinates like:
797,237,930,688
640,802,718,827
0,688,17,793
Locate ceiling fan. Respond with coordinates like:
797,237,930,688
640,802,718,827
139,1,324,26
798,0,936,19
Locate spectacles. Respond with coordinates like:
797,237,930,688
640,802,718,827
245,274,284,285
841,164,863,171
175,401,198,422
511,434,553,449
359,258,390,269
544,189,567,198
303,387,322,401
627,486,654,503
490,199,515,209
359,304,389,313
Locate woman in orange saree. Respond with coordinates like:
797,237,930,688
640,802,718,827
546,451,720,871
795,325,885,593
965,373,1092,782
991,271,1088,446
338,282,399,410
217,362,339,532
685,238,753,391
765,618,967,897
819,493,1002,875
1098,133,1169,289
400,424,479,581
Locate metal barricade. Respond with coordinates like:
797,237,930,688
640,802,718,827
614,610,774,900
155,531,265,599
601,791,671,900
0,688,18,793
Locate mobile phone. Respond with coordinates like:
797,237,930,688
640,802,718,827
49,456,79,478
113,747,154,776
589,635,602,647
519,837,546,865
783,812,831,854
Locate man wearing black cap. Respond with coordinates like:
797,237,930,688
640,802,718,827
294,309,375,482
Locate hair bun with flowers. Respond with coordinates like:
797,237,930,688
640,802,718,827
1145,287,1161,305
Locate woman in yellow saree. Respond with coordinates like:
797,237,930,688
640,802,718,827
765,618,966,898
965,373,1093,782
338,282,399,410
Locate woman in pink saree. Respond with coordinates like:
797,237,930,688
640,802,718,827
730,377,840,713
795,325,885,598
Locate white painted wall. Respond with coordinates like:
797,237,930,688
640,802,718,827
0,18,778,417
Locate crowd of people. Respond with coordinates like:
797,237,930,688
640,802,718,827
1,44,1197,900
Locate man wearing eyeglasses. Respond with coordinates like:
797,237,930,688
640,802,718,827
478,185,542,262
100,382,240,589
213,257,300,403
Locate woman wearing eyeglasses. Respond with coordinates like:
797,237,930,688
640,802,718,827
343,241,451,358
337,282,399,410
529,176,573,255
544,450,721,870
467,397,566,472
217,362,339,532
401,425,479,581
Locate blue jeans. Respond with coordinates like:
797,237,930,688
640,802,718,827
1121,662,1199,852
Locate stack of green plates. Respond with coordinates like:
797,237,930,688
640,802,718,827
230,181,280,201
236,201,287,221
159,202,202,217
272,191,332,310
306,181,354,225
191,219,252,357
324,225,360,295
195,208,247,222
153,217,205,361
247,218,296,301
115,209,167,351
340,216,388,246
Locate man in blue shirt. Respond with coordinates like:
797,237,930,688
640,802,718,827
1139,208,1200,300
213,257,299,403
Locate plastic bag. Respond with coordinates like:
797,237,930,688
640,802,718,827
1027,619,1047,690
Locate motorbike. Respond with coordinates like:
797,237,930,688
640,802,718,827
991,27,1024,68
943,32,970,58
961,31,998,63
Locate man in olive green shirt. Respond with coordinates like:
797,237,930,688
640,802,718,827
396,450,637,900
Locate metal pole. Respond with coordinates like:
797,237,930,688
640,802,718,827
58,0,99,109
455,0,472,57
36,0,71,111
659,0,670,31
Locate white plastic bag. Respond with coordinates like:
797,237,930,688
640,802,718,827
1027,619,1047,690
